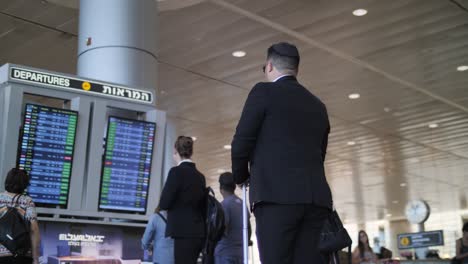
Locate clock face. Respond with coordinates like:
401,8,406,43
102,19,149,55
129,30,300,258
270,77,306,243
405,200,430,224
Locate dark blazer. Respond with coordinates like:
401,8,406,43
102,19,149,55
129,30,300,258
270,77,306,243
231,75,332,209
159,162,206,238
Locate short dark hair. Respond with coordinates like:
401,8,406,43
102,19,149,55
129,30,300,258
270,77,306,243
463,222,468,233
174,136,194,159
267,42,300,74
4,168,30,194
219,172,236,193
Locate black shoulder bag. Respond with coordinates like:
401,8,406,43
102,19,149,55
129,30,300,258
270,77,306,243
319,210,352,264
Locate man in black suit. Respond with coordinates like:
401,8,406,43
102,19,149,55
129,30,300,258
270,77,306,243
231,42,333,264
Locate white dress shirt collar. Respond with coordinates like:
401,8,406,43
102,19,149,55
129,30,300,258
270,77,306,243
178,159,193,166
273,74,293,82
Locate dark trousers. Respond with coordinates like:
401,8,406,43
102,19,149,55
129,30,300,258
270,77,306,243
174,237,204,264
0,256,33,264
254,203,329,264
214,255,243,264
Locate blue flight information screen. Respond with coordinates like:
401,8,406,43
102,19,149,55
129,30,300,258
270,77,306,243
99,117,156,213
18,104,78,207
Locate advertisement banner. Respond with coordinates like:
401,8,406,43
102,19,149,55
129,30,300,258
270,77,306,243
38,221,151,264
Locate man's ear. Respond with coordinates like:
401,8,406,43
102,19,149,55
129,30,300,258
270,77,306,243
267,61,274,73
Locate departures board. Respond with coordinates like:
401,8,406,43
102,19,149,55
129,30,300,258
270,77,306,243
17,104,78,207
99,116,156,213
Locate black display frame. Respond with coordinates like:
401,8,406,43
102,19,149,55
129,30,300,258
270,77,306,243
98,116,156,214
17,103,79,209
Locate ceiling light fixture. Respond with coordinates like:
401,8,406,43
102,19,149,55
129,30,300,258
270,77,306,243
232,51,247,58
224,145,232,150
348,93,360,99
400,183,407,187
347,141,356,146
353,9,368,16
191,136,197,141
386,213,392,217
392,200,399,204
428,123,439,129
457,65,468,71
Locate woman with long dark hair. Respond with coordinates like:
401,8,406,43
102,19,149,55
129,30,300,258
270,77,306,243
159,136,206,264
352,230,379,264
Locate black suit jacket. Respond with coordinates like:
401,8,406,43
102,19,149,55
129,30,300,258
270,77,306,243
159,162,206,238
231,76,332,209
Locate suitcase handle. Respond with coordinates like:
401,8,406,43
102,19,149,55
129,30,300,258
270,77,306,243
242,184,249,264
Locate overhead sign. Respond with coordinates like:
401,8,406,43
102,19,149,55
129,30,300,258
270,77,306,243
9,67,153,104
397,230,444,249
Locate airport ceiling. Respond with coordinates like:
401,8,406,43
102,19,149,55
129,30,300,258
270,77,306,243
1,0,468,224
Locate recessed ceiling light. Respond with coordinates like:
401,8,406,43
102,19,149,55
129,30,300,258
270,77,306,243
400,183,407,187
347,141,356,146
428,123,439,129
191,136,197,141
348,93,360,99
392,200,399,204
353,9,368,16
386,213,392,217
457,65,468,71
232,51,246,58
224,145,232,150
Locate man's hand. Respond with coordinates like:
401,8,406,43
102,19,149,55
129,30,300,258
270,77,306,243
238,180,250,188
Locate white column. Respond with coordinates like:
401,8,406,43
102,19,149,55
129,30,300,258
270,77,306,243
77,0,158,91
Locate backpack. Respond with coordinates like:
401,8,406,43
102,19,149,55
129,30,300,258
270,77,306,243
0,194,31,257
202,187,225,264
